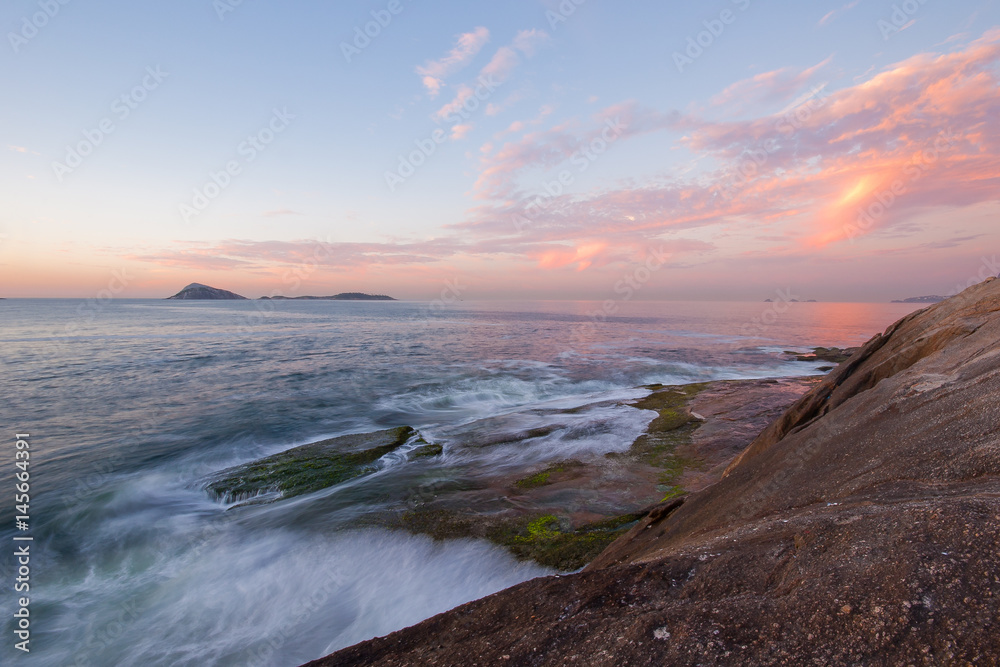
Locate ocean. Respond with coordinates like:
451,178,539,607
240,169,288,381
0,298,921,666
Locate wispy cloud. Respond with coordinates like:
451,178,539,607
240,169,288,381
433,29,551,125
8,145,41,155
473,100,677,199
130,238,464,273
710,56,833,111
819,0,860,26
416,27,490,98
262,208,303,217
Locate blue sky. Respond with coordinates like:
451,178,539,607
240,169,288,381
2,0,999,299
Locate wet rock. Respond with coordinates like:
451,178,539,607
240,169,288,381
408,442,443,460
784,346,858,363
206,426,415,506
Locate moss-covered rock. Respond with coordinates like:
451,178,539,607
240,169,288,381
388,507,645,571
495,512,645,571
206,426,415,506
408,443,443,460
513,460,585,490
614,383,708,486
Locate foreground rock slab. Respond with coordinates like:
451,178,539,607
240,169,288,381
206,426,416,506
305,278,1000,666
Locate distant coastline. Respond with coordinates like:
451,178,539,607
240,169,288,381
891,295,947,303
165,283,395,301
260,293,396,301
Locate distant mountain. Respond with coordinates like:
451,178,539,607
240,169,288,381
259,293,396,301
891,295,947,303
166,283,248,300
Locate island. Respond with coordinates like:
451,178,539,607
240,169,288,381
165,283,248,300
259,293,396,301
891,295,947,303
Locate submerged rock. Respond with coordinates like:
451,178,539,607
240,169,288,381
784,346,858,363
206,426,415,506
307,278,1000,667
407,442,443,460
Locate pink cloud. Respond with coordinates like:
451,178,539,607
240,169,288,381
819,0,860,26
709,56,833,111
465,29,1000,257
451,123,474,140
535,242,608,271
416,27,490,97
433,85,477,122
473,101,677,199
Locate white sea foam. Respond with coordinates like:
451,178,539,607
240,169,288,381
31,524,551,667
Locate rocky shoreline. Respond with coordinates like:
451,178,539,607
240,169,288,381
205,376,820,571
305,278,1000,666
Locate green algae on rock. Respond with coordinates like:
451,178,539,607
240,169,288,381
513,460,586,490
391,507,646,572
499,512,646,571
616,382,709,488
407,442,443,460
206,426,416,506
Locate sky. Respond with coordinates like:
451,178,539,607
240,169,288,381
2,0,999,301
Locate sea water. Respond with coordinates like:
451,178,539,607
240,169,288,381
0,298,921,666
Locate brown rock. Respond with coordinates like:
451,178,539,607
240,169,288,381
305,278,1000,667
